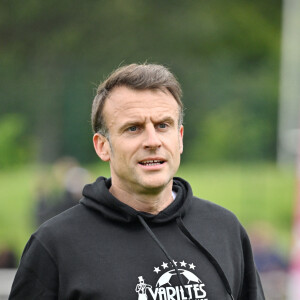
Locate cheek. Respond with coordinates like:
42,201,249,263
173,133,183,150
110,139,137,161
179,137,183,154
164,137,182,156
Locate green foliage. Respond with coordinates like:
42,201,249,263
189,99,276,162
0,166,36,257
0,0,281,164
0,114,34,168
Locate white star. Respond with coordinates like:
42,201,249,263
172,260,178,266
189,263,196,270
154,267,161,274
161,262,168,269
180,260,187,267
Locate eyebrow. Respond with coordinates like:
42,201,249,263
155,116,175,126
118,116,176,133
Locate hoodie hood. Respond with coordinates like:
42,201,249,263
80,176,193,223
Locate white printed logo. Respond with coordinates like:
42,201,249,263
136,260,208,300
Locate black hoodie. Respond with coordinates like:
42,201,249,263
9,177,264,300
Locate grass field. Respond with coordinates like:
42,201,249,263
177,163,296,256
0,162,296,259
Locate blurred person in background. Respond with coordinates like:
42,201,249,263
9,63,264,299
35,157,91,225
249,221,288,300
0,246,16,269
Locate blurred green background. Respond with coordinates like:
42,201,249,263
0,0,295,272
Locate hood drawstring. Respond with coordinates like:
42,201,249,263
137,214,234,300
176,217,234,300
137,215,189,299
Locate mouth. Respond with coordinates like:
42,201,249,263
138,159,165,166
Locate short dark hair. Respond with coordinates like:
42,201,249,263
91,63,183,135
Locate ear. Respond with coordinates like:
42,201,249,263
179,125,184,154
93,133,111,162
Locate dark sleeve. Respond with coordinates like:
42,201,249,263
9,235,58,300
238,227,265,300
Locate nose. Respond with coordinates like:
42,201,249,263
143,125,161,149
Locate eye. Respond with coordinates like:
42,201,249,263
158,123,168,129
128,126,138,132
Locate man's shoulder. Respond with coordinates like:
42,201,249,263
189,196,240,224
186,197,246,247
34,203,92,242
40,203,84,225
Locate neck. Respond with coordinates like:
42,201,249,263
109,182,174,215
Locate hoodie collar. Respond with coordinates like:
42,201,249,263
80,177,193,223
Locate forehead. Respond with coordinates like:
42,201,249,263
103,86,179,124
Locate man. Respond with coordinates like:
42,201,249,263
136,276,152,299
9,63,265,299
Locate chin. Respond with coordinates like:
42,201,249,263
140,177,172,192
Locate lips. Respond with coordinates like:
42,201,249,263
139,159,165,166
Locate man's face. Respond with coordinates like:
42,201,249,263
93,86,183,195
